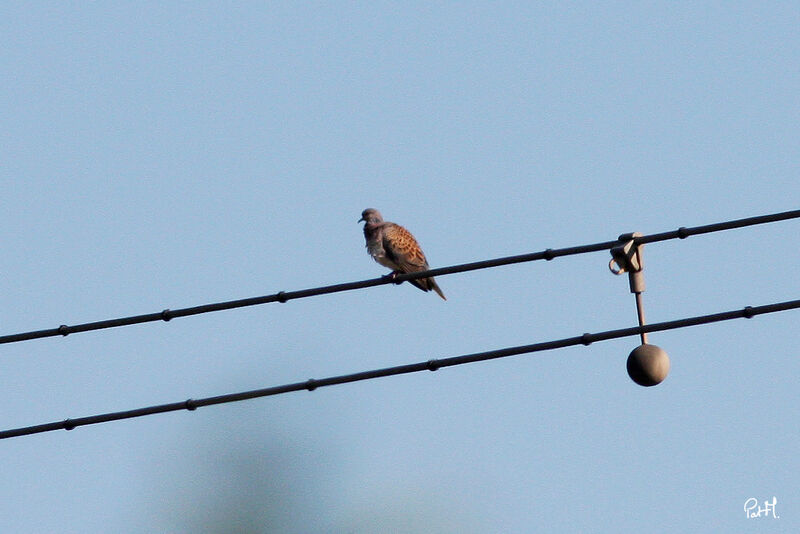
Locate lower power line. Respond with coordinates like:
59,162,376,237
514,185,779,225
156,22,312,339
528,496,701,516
1,297,798,440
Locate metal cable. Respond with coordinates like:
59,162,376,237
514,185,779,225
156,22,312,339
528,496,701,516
2,208,798,346
2,297,798,439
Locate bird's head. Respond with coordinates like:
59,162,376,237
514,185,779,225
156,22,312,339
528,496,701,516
358,208,384,225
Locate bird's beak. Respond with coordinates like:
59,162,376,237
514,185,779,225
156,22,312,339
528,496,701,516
357,216,365,223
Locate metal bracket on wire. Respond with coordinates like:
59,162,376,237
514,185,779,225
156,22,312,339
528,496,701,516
609,232,647,343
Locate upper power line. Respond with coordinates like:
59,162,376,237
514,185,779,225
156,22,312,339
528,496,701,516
2,297,798,440
1,208,798,346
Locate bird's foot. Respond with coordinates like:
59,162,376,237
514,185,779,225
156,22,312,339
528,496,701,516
382,271,404,284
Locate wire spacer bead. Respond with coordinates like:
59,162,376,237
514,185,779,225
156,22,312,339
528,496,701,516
742,306,755,318
306,379,317,391
161,309,173,321
58,325,71,336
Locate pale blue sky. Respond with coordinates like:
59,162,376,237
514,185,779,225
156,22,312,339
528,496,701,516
1,3,798,532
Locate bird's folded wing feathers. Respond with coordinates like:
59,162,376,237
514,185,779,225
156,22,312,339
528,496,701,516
382,223,429,272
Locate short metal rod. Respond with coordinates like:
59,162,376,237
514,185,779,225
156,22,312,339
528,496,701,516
634,292,648,344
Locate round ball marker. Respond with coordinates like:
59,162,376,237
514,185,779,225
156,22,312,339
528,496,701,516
627,344,670,386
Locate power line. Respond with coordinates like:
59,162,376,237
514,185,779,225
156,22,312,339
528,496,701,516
2,297,798,440
2,208,799,347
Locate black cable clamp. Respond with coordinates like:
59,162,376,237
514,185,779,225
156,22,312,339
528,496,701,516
610,233,670,387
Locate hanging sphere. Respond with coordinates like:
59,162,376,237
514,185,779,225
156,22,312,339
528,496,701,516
627,344,670,386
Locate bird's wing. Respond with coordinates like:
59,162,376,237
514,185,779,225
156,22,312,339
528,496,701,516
382,223,429,272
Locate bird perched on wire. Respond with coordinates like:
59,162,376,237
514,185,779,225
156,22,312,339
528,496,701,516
358,208,446,300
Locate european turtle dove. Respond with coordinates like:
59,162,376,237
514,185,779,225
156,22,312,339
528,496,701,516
358,208,446,300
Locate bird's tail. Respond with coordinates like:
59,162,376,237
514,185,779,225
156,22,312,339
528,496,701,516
409,276,447,300
429,278,446,301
